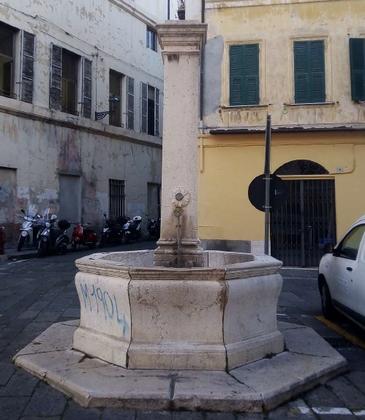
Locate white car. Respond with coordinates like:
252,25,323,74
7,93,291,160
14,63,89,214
318,215,365,328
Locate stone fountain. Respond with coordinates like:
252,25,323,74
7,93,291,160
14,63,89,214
14,21,346,413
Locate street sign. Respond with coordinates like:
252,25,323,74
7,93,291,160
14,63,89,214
248,174,288,212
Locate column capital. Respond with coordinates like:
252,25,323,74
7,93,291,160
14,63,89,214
157,21,207,56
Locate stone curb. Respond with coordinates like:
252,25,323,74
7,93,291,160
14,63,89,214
280,268,318,278
13,320,347,413
6,250,38,261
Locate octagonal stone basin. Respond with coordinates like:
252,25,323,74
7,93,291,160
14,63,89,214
73,250,284,371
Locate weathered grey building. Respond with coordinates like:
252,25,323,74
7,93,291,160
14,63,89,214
0,0,168,242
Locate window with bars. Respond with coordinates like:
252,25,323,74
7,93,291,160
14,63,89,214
109,179,125,219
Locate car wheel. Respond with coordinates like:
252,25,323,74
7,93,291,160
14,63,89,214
320,280,335,319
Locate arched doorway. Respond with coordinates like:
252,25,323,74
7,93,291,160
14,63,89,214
271,160,336,267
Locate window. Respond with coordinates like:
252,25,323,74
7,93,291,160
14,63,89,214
294,40,325,104
0,22,17,98
275,160,328,176
109,70,123,127
109,179,125,219
336,225,365,261
146,27,157,52
0,22,35,102
62,49,78,115
229,44,259,106
141,83,160,136
50,44,92,117
350,38,365,102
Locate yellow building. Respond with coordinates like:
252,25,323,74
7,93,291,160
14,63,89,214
199,0,365,266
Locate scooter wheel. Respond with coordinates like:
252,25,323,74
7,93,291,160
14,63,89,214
17,235,26,252
57,243,68,255
37,242,47,258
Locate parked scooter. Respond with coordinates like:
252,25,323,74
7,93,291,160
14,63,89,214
17,207,42,251
37,215,71,257
71,223,98,250
147,217,160,240
122,215,143,243
99,214,127,247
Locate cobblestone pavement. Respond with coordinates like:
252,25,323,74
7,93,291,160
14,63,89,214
0,248,365,419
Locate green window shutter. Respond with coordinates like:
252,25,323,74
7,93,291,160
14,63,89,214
350,38,365,101
294,40,325,103
294,42,309,103
230,45,244,105
229,44,259,106
309,41,325,102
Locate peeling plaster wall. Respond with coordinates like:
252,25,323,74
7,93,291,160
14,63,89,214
0,1,164,241
198,0,365,252
1,0,165,113
203,0,365,129
0,112,162,233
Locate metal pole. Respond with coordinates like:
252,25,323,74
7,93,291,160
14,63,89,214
264,114,272,255
167,0,171,19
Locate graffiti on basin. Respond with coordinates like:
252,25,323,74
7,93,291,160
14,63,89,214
79,283,129,336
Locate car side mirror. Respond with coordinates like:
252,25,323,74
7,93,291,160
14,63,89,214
322,242,335,254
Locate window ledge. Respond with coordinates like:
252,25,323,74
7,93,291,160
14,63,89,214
284,101,337,107
220,104,270,110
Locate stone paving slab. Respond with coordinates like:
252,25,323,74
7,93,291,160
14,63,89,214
13,320,347,413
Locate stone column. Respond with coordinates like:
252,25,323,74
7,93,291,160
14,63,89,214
154,22,207,268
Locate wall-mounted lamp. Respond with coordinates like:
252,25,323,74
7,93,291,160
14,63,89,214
95,95,120,120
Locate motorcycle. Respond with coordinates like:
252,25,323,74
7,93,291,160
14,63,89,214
99,214,127,247
17,207,42,251
71,223,98,250
37,215,71,257
147,217,160,240
122,215,143,243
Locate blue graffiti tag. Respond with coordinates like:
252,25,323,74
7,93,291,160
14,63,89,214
79,282,129,336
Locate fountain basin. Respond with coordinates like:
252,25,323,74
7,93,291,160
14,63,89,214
73,250,284,371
